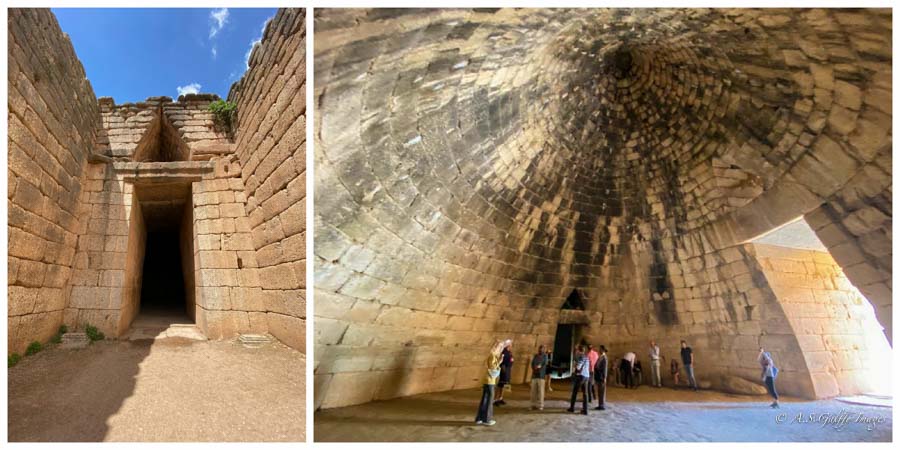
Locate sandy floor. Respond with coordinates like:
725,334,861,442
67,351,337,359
9,338,305,442
315,383,891,442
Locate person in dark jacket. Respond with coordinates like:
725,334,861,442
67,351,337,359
594,345,608,410
530,345,548,410
494,343,514,406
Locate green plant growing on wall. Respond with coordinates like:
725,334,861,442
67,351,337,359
25,341,42,356
207,99,237,135
84,324,105,343
8,353,22,368
50,325,68,344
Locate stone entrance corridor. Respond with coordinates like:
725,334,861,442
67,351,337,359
314,384,890,442
8,8,306,443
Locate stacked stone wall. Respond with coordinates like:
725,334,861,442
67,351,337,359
805,146,892,344
228,8,306,351
8,8,102,352
752,243,888,397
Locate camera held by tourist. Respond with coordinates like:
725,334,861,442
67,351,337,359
759,347,780,409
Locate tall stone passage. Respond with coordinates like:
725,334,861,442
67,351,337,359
314,8,892,408
228,8,307,351
7,8,306,354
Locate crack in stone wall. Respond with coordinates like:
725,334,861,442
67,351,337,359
314,8,892,408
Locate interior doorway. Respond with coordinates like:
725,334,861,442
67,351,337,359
122,182,196,334
551,324,576,374
550,289,587,378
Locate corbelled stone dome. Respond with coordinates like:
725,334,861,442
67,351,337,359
314,8,891,408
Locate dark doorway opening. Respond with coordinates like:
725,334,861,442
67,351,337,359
551,324,575,374
125,182,196,332
140,231,187,314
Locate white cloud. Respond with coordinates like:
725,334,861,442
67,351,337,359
209,8,229,39
211,46,217,58
176,83,201,98
244,16,272,68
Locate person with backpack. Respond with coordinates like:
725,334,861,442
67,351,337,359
758,346,780,408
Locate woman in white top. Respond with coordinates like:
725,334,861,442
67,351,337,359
758,347,780,409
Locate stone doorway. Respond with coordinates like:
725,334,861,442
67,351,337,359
122,181,199,339
551,289,589,377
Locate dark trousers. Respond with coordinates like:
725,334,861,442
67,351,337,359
621,365,635,388
595,378,607,407
764,376,778,400
569,375,589,413
587,376,594,402
475,384,495,422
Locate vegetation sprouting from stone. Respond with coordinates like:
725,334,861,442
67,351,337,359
207,99,237,134
50,325,68,344
25,341,43,356
8,353,22,368
85,324,105,342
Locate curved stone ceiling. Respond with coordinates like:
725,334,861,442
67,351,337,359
314,8,891,407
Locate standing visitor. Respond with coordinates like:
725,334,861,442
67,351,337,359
567,345,590,415
680,340,698,391
545,349,554,392
594,345,608,410
622,351,636,388
633,359,643,386
475,339,508,426
586,344,599,402
494,343,514,406
670,358,681,386
649,340,663,387
530,345,548,410
759,347,780,408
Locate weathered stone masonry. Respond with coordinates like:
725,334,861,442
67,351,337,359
314,9,891,408
8,8,306,353
228,8,307,351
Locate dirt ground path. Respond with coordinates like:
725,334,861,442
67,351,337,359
9,338,305,442
314,383,891,442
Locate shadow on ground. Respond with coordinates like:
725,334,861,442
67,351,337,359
9,337,305,442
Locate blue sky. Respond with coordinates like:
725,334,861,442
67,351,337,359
53,8,277,103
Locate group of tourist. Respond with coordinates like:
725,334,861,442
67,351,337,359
475,338,780,426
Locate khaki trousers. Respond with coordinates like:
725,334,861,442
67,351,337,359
530,378,545,409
